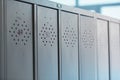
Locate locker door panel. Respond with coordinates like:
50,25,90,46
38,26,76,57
37,6,58,80
7,1,33,80
61,11,78,80
80,16,97,80
97,19,109,80
109,22,120,80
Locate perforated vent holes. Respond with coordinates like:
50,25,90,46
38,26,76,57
39,16,57,47
62,26,77,47
8,12,32,46
81,30,94,48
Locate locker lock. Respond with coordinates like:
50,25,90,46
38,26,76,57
56,4,62,8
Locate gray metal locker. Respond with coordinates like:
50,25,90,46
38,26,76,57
60,11,78,80
109,22,120,80
1,0,120,80
97,19,109,80
6,0,33,80
79,15,97,80
37,6,58,80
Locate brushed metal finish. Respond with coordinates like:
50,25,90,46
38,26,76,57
97,19,109,80
0,0,4,79
6,1,33,80
1,1,120,80
37,6,58,80
79,15,97,80
60,11,79,80
109,22,120,80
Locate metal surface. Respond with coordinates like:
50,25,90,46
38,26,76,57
6,1,33,80
37,6,58,80
79,15,97,80
0,0,4,79
0,0,2,52
109,22,120,80
60,11,79,80
1,0,120,80
97,19,109,80
33,5,38,80
0,0,2,64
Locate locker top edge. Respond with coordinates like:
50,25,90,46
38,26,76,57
12,0,120,22
15,0,94,17
95,13,120,23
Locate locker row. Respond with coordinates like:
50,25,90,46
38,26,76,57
0,0,120,80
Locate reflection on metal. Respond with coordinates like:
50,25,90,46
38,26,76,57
80,15,97,80
0,0,120,80
38,6,58,80
6,1,33,80
97,19,109,80
109,22,120,80
61,11,78,80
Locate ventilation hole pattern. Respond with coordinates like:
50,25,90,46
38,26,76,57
62,26,77,47
39,17,57,47
9,12,32,46
81,30,94,48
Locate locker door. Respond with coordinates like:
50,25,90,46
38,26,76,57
97,19,109,80
109,22,120,80
60,11,78,80
79,16,97,80
6,1,33,80
37,6,58,80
